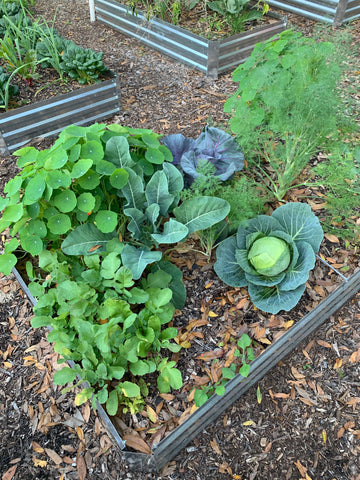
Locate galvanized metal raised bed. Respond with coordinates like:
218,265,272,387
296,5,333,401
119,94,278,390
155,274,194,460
267,0,360,25
13,264,360,472
0,75,121,155
91,0,287,78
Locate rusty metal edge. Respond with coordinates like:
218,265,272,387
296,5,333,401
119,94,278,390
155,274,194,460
12,265,360,472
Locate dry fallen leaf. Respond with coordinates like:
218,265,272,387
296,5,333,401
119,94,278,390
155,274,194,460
123,433,152,454
45,448,63,465
2,465,17,480
76,454,87,480
210,438,222,455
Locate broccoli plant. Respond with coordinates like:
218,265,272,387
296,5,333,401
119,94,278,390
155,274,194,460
214,202,324,314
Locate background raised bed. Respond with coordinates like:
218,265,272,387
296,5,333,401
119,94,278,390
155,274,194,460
91,0,287,78
0,75,121,155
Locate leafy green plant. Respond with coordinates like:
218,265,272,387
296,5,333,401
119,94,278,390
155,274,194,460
214,202,324,314
162,126,245,186
0,65,18,107
59,43,111,84
193,334,255,406
208,0,268,34
0,122,231,414
309,146,360,241
29,248,182,414
224,29,348,201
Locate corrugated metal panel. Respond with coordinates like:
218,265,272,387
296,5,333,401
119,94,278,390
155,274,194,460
268,0,360,23
94,0,287,77
267,0,337,22
343,0,360,19
0,76,120,153
218,17,287,74
95,0,209,72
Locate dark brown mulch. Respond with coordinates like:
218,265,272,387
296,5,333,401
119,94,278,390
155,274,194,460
0,1,360,479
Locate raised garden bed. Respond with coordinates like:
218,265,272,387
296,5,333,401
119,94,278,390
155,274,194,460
13,265,360,471
91,0,287,78
267,0,360,25
0,74,121,155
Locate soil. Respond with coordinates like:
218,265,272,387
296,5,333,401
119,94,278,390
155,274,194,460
0,1,360,479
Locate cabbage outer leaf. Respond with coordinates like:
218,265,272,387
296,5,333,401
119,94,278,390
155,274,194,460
236,215,283,249
280,241,316,291
272,202,323,253
248,282,306,314
214,236,247,287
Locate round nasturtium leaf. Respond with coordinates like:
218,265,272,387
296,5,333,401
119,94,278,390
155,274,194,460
0,253,17,276
109,168,129,189
53,190,77,213
80,140,104,162
70,158,93,179
4,176,22,196
20,234,43,256
47,213,71,235
27,219,47,238
46,170,71,189
26,202,40,218
77,192,96,213
78,169,100,190
96,160,116,176
145,147,164,164
44,149,68,170
23,176,46,205
2,204,23,223
95,210,118,233
248,236,291,276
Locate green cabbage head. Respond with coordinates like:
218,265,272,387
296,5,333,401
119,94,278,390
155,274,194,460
214,202,323,314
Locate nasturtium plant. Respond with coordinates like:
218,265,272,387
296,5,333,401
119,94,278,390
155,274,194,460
214,202,324,314
0,122,231,415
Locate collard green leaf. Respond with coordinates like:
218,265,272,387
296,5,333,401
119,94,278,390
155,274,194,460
174,196,230,234
162,161,184,195
272,202,323,252
121,244,162,280
145,170,174,216
101,252,121,279
145,203,160,228
151,260,186,309
124,208,146,241
121,168,145,210
151,218,188,244
61,223,117,255
214,236,247,287
104,136,134,168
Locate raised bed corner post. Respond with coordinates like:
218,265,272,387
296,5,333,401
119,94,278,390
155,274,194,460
333,0,349,25
89,0,96,22
207,41,220,79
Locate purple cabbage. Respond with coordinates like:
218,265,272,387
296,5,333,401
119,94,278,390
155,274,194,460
162,127,244,183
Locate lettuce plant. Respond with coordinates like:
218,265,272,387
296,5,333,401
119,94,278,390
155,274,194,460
214,202,324,314
162,126,244,185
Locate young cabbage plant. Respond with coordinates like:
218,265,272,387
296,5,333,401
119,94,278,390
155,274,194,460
214,202,324,314
162,126,244,186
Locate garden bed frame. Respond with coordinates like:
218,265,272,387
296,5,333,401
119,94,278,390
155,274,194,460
13,266,360,472
90,0,287,78
267,0,360,25
0,75,121,155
